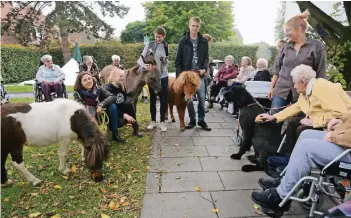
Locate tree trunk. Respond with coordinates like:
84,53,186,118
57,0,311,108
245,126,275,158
60,26,71,64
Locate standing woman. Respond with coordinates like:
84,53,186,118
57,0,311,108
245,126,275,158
268,10,327,114
138,26,169,132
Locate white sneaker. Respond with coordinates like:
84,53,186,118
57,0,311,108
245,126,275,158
147,121,157,130
160,122,167,132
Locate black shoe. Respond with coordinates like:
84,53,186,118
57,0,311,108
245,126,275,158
251,188,291,212
198,121,211,131
265,169,281,179
112,133,126,143
258,178,281,190
185,121,196,129
205,109,210,113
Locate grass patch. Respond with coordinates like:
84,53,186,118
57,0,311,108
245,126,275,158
5,85,73,93
1,100,152,218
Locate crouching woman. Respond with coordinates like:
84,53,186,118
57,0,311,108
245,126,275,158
73,72,125,142
104,68,143,139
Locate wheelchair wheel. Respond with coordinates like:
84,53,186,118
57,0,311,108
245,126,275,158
296,187,325,211
206,80,213,101
32,83,42,102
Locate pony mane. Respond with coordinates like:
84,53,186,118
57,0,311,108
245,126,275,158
173,71,201,94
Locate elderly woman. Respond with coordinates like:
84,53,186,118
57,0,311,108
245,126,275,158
249,58,271,82
111,55,124,69
208,55,238,108
252,114,351,215
79,56,100,84
227,56,255,87
36,54,65,102
258,64,351,155
268,10,327,114
73,72,125,143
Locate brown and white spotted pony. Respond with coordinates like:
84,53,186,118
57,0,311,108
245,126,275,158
167,71,201,131
1,99,109,186
100,53,161,108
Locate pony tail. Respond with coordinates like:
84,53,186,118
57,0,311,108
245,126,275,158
299,10,310,20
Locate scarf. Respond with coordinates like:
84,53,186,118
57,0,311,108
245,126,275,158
79,86,100,117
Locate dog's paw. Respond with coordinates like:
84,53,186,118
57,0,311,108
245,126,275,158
230,153,242,160
242,164,264,172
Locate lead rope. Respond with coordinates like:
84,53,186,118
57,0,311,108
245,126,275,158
97,109,109,133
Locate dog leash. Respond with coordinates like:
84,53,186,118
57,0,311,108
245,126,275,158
97,109,109,133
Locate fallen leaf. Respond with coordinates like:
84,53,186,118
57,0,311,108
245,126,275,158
30,193,38,197
195,186,202,192
3,198,9,202
120,196,127,203
253,204,263,215
7,170,12,175
29,212,42,218
50,214,60,218
71,165,77,173
127,174,132,179
100,188,107,193
212,208,220,213
68,196,75,199
53,201,60,207
177,162,183,166
62,175,69,180
54,185,62,189
101,214,110,218
108,201,120,210
174,144,179,146
122,202,130,206
176,176,181,179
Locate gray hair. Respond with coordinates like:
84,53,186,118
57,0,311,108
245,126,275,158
83,56,93,62
40,54,52,63
256,58,268,68
242,56,252,65
290,64,316,83
111,55,120,62
225,55,234,63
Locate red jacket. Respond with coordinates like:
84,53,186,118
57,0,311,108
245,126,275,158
214,64,238,82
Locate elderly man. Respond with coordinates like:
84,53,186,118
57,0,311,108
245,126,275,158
36,54,65,102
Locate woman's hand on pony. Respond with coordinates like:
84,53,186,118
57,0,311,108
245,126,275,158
123,114,135,123
255,113,276,123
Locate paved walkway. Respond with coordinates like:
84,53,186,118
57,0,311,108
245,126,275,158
140,103,314,218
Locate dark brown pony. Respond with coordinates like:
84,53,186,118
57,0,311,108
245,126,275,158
167,71,201,131
100,53,161,107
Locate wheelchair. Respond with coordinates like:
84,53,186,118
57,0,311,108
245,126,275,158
262,149,351,218
1,82,10,105
32,79,68,102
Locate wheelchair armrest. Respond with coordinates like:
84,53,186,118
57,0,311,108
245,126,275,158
321,149,351,176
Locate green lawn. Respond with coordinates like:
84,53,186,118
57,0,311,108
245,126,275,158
5,85,73,93
1,98,152,218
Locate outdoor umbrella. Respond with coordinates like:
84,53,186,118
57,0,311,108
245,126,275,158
72,41,82,63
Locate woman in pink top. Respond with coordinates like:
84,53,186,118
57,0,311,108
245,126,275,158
208,55,238,108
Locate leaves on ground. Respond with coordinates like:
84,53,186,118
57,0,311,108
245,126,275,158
212,208,220,213
195,186,202,192
28,212,41,218
54,185,62,189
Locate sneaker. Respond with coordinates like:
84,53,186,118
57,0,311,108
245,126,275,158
160,122,167,132
258,178,281,190
198,121,211,131
147,121,157,130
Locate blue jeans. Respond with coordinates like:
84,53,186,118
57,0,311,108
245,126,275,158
150,77,168,122
108,104,119,136
270,92,292,115
267,156,290,172
187,77,205,123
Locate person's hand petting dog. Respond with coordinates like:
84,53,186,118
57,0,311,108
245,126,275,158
300,117,313,126
255,113,276,123
324,118,343,142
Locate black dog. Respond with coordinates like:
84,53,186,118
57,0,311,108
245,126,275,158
223,86,282,172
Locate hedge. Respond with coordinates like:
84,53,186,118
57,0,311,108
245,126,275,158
2,43,277,83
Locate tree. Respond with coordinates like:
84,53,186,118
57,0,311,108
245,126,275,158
274,1,286,42
295,1,351,88
1,1,129,63
120,21,146,44
142,1,235,44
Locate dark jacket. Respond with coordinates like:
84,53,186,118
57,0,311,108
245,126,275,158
252,70,271,82
73,86,116,109
175,31,209,77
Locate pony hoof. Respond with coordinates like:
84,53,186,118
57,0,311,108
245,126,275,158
32,178,41,186
180,128,185,132
172,119,176,123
